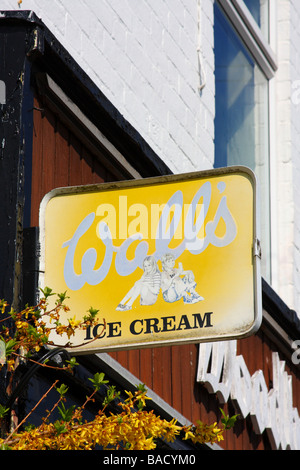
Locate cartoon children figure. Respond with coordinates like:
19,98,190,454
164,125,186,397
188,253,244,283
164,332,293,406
160,253,204,304
116,256,161,311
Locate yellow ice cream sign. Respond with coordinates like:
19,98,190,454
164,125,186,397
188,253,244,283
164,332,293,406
39,167,261,353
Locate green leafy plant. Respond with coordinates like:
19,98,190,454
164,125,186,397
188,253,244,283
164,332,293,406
0,290,237,450
220,407,239,429
88,372,109,391
57,402,76,422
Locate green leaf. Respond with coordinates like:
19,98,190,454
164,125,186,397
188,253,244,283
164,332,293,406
87,307,99,318
24,423,36,432
56,291,69,304
57,402,76,422
136,383,147,393
83,307,100,323
0,339,17,359
56,384,69,397
0,404,9,419
88,372,109,391
66,357,79,368
102,385,120,406
219,407,239,429
0,443,11,450
40,286,55,299
53,421,68,435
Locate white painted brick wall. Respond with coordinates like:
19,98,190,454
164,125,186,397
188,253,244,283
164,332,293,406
290,0,300,315
274,0,300,314
2,0,214,174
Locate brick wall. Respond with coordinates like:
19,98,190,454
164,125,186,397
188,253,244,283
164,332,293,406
275,0,300,314
2,0,215,174
290,0,300,315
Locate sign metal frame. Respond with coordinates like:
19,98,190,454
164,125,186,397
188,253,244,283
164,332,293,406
39,166,262,353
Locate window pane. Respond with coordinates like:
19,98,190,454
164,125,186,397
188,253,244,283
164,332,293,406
214,3,270,281
243,0,269,40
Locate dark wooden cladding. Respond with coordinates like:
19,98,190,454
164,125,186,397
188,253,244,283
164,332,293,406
110,329,300,450
31,94,117,226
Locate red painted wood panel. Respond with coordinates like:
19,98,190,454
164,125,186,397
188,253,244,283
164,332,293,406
110,331,300,450
31,95,108,226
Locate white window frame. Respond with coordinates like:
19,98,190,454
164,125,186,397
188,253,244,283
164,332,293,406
215,0,278,285
217,0,277,78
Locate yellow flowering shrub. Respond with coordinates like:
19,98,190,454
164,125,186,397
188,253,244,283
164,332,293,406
0,289,237,450
0,383,228,450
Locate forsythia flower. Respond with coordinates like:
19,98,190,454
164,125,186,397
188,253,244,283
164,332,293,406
0,300,8,314
1,410,225,450
6,359,15,371
15,321,28,329
0,391,228,450
55,325,65,335
124,389,151,409
0,290,235,451
68,316,81,329
183,420,224,445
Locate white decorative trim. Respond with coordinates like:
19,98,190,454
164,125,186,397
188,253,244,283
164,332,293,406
197,340,300,449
